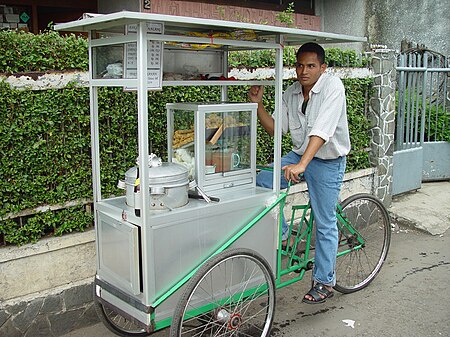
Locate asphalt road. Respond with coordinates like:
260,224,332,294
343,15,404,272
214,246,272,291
63,225,450,337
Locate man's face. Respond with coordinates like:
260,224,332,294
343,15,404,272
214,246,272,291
295,52,327,90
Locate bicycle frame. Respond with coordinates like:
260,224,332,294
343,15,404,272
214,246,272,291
275,197,367,290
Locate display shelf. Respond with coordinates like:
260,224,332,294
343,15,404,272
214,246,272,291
163,80,274,87
89,79,274,88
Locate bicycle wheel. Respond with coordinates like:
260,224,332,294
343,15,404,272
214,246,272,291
94,287,152,337
334,193,391,294
169,248,276,337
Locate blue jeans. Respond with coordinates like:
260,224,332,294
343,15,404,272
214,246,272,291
256,151,346,286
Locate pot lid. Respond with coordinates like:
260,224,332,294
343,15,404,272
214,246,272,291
125,162,189,186
148,162,188,182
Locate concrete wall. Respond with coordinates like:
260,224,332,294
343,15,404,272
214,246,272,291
365,0,449,55
0,231,96,337
319,0,449,56
0,231,96,302
316,0,368,52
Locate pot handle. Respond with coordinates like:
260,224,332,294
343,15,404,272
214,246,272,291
189,180,211,203
150,186,166,195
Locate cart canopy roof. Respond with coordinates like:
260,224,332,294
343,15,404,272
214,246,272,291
54,11,366,46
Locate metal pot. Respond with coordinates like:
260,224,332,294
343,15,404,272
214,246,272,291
123,161,189,211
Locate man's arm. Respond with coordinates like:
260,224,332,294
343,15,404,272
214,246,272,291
282,136,325,183
248,85,274,136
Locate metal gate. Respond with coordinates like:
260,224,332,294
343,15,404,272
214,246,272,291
393,49,450,195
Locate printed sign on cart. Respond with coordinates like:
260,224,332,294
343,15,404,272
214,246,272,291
124,22,164,90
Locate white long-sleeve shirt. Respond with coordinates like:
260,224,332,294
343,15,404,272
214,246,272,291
275,73,351,160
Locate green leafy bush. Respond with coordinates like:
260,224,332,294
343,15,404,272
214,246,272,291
425,107,450,142
0,29,88,73
228,46,369,68
0,79,372,245
0,206,93,245
343,78,372,171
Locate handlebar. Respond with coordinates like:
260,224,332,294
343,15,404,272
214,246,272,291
256,165,304,192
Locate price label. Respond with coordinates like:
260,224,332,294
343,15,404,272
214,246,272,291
124,22,164,90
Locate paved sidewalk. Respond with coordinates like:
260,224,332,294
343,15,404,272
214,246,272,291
389,180,450,235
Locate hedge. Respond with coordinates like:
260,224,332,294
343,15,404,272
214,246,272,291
0,79,372,245
0,29,373,245
0,29,88,73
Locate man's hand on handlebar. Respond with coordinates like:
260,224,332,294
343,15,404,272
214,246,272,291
282,163,306,183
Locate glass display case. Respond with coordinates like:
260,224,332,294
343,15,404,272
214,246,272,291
167,102,257,193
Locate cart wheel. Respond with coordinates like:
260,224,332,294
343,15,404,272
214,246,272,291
93,292,152,336
169,248,276,337
334,193,391,293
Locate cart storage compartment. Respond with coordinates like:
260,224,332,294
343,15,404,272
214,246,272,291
97,212,141,295
146,188,276,321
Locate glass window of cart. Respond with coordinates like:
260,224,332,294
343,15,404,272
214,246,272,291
171,109,196,180
205,111,251,175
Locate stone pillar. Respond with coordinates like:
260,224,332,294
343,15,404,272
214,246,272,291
368,50,396,206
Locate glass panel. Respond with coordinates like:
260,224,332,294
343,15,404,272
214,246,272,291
91,26,128,79
92,44,125,79
205,110,251,174
172,109,195,180
93,41,160,81
92,26,126,39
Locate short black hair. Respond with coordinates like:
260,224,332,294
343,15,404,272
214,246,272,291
296,42,326,65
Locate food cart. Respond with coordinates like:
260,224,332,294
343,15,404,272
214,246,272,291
55,12,366,336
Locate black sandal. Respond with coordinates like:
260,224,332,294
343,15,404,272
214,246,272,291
302,283,334,304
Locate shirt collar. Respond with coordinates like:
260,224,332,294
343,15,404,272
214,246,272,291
311,73,327,93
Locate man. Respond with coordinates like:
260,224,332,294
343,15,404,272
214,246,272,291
248,42,350,304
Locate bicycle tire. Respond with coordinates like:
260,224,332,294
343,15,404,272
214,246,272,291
334,193,391,294
169,248,276,337
93,284,152,337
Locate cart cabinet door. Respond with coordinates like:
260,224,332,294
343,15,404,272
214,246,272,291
97,212,141,295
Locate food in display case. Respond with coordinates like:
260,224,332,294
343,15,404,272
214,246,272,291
172,148,195,179
172,129,195,149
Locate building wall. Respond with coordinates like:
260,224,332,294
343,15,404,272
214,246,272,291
0,1,97,34
97,0,321,31
365,0,449,55
316,0,367,52
319,0,449,56
98,0,139,13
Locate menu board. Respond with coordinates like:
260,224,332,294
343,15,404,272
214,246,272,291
124,22,164,90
